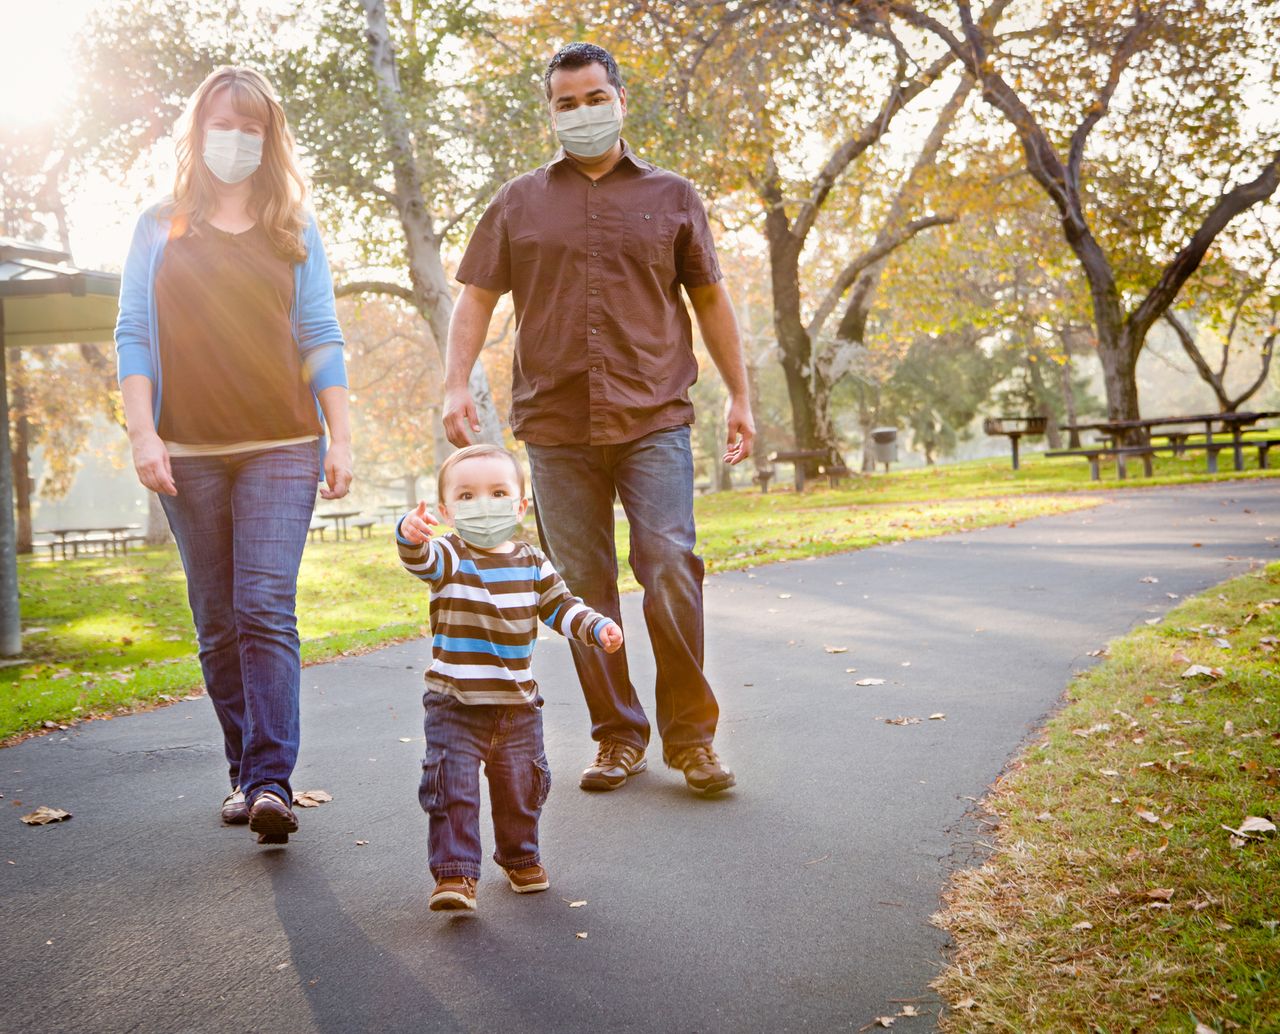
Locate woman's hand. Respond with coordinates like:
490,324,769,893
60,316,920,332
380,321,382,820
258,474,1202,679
130,431,177,496
321,440,353,500
400,501,439,544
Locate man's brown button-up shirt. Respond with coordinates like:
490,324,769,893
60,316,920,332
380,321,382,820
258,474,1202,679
455,143,723,446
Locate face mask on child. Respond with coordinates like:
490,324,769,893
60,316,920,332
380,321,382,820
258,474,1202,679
451,497,521,549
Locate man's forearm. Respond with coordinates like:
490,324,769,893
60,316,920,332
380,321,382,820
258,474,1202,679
690,283,749,398
445,288,499,391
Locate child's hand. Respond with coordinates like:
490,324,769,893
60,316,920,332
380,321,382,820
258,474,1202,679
598,621,624,654
400,500,440,545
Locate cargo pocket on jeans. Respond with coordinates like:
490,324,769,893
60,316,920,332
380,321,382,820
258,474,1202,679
532,754,551,808
419,750,445,813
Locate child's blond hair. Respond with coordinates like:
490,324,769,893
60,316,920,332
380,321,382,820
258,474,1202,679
437,444,526,502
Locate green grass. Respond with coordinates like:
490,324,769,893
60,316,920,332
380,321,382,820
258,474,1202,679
4,446,1276,743
932,562,1280,1032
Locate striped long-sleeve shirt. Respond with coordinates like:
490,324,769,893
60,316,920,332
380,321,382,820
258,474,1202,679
397,530,610,705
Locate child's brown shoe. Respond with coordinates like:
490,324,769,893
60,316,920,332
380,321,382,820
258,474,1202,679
504,864,549,893
429,876,478,911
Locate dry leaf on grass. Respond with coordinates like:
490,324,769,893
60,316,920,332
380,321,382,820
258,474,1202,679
824,645,848,654
1171,650,1193,664
1181,664,1224,679
1194,1022,1219,1034
293,790,333,808
1035,811,1053,822
1071,920,1093,930
1144,887,1174,902
1136,809,1160,824
1239,816,1277,834
953,998,977,1011
20,806,70,825
856,678,886,687
1086,648,1109,657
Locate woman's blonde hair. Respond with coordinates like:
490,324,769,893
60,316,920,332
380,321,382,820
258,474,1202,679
169,66,308,262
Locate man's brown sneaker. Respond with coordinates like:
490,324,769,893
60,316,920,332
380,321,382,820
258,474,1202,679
664,744,735,795
430,876,478,911
579,739,647,791
504,863,550,894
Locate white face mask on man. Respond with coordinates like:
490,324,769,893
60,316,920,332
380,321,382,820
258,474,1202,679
203,128,263,184
553,99,623,159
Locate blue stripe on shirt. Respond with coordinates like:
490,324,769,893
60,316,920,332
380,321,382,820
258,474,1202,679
433,635,535,659
454,559,541,583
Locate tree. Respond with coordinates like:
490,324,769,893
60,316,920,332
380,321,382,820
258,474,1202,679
880,0,1280,437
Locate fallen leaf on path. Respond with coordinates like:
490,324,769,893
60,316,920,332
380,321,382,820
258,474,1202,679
1144,887,1174,902
575,931,588,939
872,1019,894,1029
928,713,946,721
20,806,70,825
1086,648,1109,657
293,790,332,808
355,840,368,846
897,1006,920,1017
568,900,587,908
845,667,858,673
399,737,412,743
1145,618,1160,625
778,593,792,599
883,716,920,726
1140,576,1159,583
824,646,848,654
856,678,886,686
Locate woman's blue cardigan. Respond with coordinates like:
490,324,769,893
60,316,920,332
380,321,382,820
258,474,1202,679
114,204,348,430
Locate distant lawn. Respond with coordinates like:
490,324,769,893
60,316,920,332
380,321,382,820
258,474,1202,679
932,562,1280,1031
4,447,1276,742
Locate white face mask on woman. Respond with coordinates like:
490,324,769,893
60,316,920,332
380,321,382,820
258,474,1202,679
553,99,623,159
203,128,263,184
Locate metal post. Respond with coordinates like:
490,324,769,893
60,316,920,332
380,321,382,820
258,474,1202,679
0,302,22,655
1011,433,1022,471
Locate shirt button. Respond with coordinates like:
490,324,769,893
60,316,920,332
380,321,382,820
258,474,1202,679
590,365,598,372
590,214,598,220
590,289,599,295
591,328,598,335
591,250,599,256
644,213,651,220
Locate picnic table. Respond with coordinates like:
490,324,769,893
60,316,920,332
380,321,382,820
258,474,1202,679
1054,411,1280,478
316,510,363,541
38,525,142,560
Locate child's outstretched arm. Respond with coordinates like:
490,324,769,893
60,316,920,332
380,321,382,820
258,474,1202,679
396,501,453,585
536,559,623,654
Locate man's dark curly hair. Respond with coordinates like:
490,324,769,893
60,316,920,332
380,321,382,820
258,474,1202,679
543,43,623,99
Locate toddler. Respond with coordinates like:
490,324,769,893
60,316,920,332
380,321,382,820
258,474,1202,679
397,443,622,911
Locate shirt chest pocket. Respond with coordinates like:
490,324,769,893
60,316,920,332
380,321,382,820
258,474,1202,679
622,211,677,265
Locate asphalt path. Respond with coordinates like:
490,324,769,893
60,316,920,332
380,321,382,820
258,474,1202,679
2,480,1277,1034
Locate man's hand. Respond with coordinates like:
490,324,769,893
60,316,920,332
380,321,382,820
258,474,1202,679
320,440,353,499
442,386,480,448
399,500,440,545
130,431,177,496
723,394,755,465
598,621,624,654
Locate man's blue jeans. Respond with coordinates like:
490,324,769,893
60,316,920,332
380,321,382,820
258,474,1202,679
525,424,718,752
160,441,318,807
420,691,550,880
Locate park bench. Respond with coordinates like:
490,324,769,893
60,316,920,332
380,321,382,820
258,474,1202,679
352,517,378,539
1044,445,1156,481
768,449,831,492
751,467,775,493
817,461,851,488
307,520,327,543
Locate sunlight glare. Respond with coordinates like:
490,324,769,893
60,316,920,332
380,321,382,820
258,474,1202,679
0,1,95,129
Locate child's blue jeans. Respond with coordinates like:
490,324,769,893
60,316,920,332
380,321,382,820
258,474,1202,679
419,690,550,880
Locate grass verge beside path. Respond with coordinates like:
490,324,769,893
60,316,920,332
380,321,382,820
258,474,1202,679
932,562,1280,1032
2,492,1096,742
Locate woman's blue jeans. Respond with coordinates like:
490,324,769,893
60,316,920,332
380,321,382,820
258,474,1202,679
160,441,318,806
420,691,550,880
525,424,719,753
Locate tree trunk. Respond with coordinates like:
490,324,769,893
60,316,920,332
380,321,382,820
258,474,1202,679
1024,349,1061,449
145,491,172,546
1100,321,1144,443
10,351,32,554
360,0,502,445
402,472,418,508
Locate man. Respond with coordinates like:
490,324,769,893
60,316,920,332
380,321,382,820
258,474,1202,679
443,42,754,796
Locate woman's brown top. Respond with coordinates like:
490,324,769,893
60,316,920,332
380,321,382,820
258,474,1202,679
154,221,320,445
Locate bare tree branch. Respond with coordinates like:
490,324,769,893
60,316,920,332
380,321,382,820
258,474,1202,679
335,279,416,303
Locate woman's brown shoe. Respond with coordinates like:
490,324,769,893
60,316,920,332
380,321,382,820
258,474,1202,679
248,791,298,844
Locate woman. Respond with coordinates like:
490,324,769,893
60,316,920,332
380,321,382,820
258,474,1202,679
115,66,352,845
